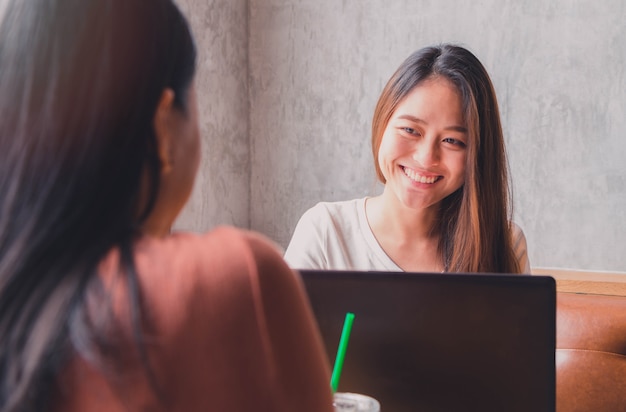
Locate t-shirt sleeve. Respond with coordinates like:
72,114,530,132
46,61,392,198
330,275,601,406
511,223,531,274
284,204,329,270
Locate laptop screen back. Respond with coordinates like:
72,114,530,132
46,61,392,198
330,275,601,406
300,270,556,412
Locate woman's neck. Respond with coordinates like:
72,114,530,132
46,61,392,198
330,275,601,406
367,190,439,240
365,192,443,272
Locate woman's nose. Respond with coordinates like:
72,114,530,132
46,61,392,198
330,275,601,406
413,140,440,167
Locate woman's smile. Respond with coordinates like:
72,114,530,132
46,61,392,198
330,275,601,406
401,166,442,185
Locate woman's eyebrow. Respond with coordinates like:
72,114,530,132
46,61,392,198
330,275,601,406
395,114,467,133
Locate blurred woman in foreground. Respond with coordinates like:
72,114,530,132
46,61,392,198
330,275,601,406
0,1,333,411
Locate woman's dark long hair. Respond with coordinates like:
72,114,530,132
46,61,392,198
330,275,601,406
371,44,520,274
0,1,196,410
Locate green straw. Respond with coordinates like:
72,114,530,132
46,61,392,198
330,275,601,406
331,312,355,393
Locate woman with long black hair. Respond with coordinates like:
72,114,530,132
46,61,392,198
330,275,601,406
0,1,333,411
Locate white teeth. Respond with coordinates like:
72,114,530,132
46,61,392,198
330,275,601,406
403,167,438,184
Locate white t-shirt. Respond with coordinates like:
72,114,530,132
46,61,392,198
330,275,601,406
284,198,531,274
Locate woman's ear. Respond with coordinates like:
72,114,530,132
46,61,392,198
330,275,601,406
153,88,176,174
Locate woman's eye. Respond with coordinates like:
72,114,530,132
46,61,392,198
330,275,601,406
443,137,466,147
402,127,418,135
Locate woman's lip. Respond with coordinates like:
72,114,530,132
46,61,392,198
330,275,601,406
401,166,442,184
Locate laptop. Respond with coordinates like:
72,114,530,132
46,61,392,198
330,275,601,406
300,270,556,412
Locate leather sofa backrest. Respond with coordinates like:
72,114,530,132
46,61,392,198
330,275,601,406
556,292,626,411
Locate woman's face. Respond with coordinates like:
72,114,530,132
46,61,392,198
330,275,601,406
377,77,467,212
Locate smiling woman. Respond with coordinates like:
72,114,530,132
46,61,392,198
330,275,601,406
284,44,530,275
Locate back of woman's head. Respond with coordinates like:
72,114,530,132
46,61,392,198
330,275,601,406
371,44,518,273
0,0,196,410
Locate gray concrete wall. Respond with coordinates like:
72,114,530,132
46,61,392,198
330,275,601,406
178,0,626,272
174,0,250,232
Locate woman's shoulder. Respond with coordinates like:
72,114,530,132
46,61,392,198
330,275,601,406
129,227,299,344
509,221,527,243
135,226,288,287
143,229,333,411
509,221,531,274
95,228,330,411
290,198,366,243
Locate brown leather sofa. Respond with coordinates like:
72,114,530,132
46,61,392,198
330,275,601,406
556,292,626,411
